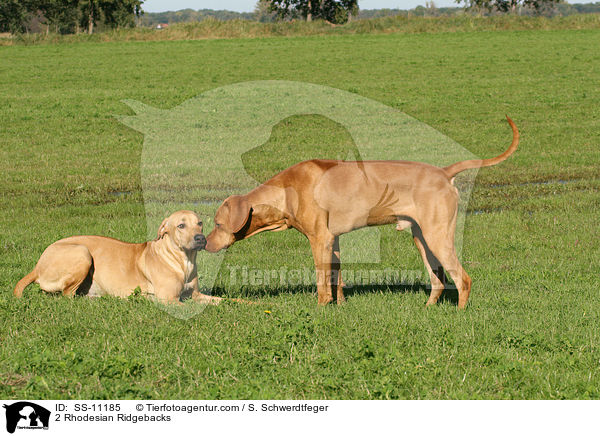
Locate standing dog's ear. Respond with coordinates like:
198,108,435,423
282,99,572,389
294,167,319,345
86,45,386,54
226,195,252,233
156,217,169,240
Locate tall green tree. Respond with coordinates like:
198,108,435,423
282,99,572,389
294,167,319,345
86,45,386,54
37,0,81,33
254,0,277,22
0,0,31,33
268,0,358,24
74,0,145,34
98,0,144,30
0,0,143,34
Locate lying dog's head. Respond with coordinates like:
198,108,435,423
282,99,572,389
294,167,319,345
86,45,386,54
205,195,251,253
156,210,206,251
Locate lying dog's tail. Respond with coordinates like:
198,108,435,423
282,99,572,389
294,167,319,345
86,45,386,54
14,270,37,298
443,115,519,180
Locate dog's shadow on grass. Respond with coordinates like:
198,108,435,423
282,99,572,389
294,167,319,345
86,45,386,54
211,281,460,306
342,282,459,305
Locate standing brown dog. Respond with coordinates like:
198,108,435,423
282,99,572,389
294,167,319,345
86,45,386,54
205,116,519,308
13,210,220,304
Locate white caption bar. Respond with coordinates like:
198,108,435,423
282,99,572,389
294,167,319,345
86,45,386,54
0,400,595,435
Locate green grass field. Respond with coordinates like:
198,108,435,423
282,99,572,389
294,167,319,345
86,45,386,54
1,28,599,399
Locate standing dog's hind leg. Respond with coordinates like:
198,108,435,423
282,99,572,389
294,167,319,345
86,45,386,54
411,227,445,306
420,227,471,309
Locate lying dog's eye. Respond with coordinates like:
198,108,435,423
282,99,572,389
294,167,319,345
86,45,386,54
177,223,185,229
198,222,203,227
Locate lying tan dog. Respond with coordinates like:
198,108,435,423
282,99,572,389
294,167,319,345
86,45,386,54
14,210,220,304
206,116,519,308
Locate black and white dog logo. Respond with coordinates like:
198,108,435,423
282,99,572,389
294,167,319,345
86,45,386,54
3,402,50,433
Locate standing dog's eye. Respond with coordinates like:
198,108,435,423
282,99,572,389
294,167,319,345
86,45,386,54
198,222,203,227
177,223,185,229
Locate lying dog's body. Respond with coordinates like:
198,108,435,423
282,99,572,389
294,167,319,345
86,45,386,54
14,210,218,303
206,117,519,308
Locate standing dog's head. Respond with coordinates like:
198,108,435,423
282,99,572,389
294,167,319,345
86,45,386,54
156,210,206,251
205,195,251,253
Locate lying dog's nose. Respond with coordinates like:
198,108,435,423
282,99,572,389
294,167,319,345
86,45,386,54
194,234,207,248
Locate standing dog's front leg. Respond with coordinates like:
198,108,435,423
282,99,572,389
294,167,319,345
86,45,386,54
309,234,335,305
332,236,345,304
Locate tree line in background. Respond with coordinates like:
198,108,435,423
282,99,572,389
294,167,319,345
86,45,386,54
145,1,600,26
0,0,143,34
2,0,600,34
458,0,559,15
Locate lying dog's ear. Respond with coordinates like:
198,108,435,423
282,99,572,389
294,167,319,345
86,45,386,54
156,217,169,240
227,195,252,233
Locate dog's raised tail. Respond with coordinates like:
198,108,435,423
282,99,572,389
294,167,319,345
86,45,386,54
443,115,519,180
14,270,37,298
